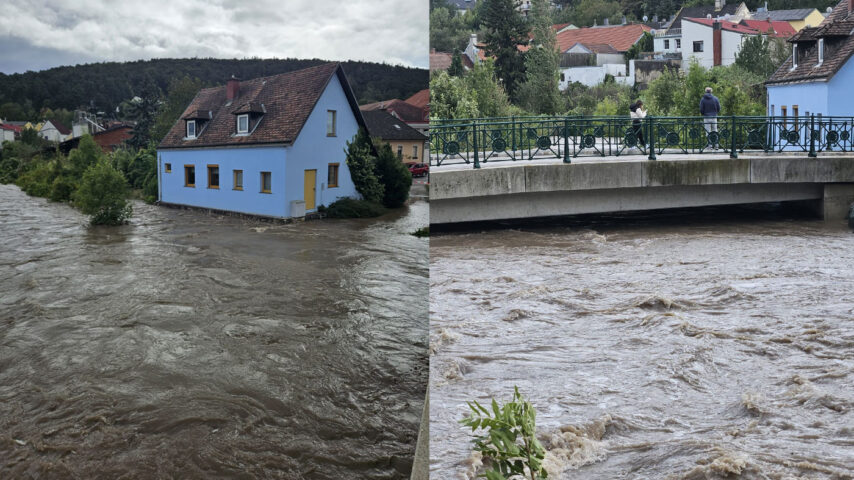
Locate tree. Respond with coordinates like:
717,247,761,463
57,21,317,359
73,158,132,225
625,32,654,62
735,34,786,79
466,61,513,118
430,6,472,53
569,0,622,27
151,75,203,143
481,0,529,101
517,0,564,114
68,134,102,178
429,71,480,120
344,128,384,204
448,50,466,77
374,143,412,208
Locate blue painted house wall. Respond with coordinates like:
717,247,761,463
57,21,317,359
284,74,359,212
158,71,360,218
767,58,854,117
827,59,854,117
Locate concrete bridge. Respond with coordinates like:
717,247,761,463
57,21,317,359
429,153,854,224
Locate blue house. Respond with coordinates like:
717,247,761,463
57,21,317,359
157,63,365,218
766,0,854,118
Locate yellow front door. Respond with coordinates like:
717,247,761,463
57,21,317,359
304,169,317,210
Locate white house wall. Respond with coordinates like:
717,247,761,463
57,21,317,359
682,21,750,69
560,62,634,88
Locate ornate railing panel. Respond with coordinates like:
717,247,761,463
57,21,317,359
428,115,854,168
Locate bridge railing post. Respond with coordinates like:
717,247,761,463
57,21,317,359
511,116,516,160
563,118,570,163
730,115,737,159
472,122,480,169
809,114,817,158
647,116,656,161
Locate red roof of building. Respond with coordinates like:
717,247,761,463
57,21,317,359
739,19,797,37
360,98,428,124
430,50,452,71
554,24,652,53
0,124,22,133
683,17,760,35
405,89,429,109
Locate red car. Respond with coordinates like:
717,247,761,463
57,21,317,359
407,162,429,177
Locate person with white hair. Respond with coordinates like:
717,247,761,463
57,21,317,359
699,87,721,150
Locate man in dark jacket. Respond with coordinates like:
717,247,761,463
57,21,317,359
699,87,721,150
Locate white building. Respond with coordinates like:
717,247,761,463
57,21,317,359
681,17,759,69
38,120,72,142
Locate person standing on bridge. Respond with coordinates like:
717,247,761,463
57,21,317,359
629,100,647,149
700,87,721,150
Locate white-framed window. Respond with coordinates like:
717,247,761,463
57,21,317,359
676,39,681,49
817,39,824,66
186,120,196,138
327,110,336,136
792,43,798,69
664,39,670,49
237,114,249,134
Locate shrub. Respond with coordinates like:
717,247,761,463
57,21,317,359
73,159,132,225
325,198,387,218
374,143,412,208
49,175,75,202
345,129,384,204
16,160,54,197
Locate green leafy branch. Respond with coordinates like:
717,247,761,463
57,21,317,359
460,387,548,480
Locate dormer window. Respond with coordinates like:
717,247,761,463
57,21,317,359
237,114,249,134
817,39,824,66
187,120,196,139
792,43,798,69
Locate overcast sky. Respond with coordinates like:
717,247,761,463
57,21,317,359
0,0,428,74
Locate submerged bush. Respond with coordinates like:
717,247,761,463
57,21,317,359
73,159,132,225
325,198,387,218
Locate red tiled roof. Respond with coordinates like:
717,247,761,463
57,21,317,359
740,19,797,37
160,63,364,149
405,89,429,109
0,124,22,133
360,98,428,124
430,51,452,71
767,0,854,85
554,24,652,53
683,17,760,35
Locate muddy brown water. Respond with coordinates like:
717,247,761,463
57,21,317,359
430,205,854,479
0,184,428,479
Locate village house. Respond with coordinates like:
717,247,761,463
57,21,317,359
752,7,826,31
681,16,793,69
546,22,651,87
765,0,854,118
360,96,429,135
361,109,428,164
157,63,365,219
653,1,750,57
38,119,72,142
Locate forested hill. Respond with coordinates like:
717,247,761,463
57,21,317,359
0,58,427,120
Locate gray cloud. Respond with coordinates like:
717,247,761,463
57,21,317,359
0,0,427,74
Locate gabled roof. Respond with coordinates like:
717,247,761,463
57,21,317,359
430,50,453,71
752,8,818,22
0,124,22,133
669,3,743,31
683,17,761,35
554,24,652,53
44,120,71,135
360,98,428,124
405,89,430,109
740,19,797,37
361,110,427,141
159,63,365,149
766,0,854,86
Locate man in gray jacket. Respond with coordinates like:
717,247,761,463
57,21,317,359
699,87,721,150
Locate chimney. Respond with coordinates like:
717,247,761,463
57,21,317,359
715,0,722,11
713,21,722,66
622,15,627,25
603,17,609,26
226,75,240,102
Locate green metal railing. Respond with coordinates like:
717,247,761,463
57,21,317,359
428,115,854,168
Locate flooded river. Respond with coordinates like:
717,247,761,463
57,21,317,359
0,184,427,479
430,206,854,479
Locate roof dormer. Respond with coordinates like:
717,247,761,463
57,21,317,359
182,109,212,140
232,102,265,136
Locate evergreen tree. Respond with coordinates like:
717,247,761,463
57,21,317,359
448,50,465,77
518,0,564,114
481,0,528,101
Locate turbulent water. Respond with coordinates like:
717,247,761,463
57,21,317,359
0,184,428,479
430,206,854,479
